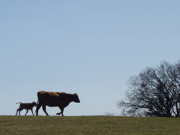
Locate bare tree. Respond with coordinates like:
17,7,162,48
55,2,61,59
118,61,180,117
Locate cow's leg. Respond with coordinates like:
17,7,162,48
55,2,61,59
56,107,64,116
36,104,41,116
56,112,62,115
25,109,28,116
56,107,62,115
42,105,49,116
31,108,34,116
61,108,64,116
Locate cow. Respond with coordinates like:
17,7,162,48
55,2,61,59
36,91,80,116
15,102,37,116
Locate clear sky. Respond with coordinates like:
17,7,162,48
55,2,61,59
0,0,180,116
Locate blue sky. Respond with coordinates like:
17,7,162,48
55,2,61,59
0,0,180,116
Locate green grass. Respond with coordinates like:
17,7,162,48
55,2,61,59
0,116,180,135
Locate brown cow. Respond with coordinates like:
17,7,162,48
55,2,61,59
36,91,80,116
15,102,37,116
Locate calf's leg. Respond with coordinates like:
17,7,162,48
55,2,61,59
25,109,28,116
18,109,21,116
15,109,19,116
31,108,34,116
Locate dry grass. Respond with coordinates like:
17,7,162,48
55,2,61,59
0,116,180,135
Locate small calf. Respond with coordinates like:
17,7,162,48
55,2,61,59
15,102,37,116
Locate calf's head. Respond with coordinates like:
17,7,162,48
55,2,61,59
32,102,37,106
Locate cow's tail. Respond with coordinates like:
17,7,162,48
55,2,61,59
37,99,39,105
37,92,40,105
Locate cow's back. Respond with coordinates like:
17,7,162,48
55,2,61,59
37,91,62,106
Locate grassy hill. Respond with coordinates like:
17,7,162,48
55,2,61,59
0,116,180,135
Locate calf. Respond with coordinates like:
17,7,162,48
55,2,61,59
15,102,37,116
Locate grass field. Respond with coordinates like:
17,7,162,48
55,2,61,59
0,116,180,135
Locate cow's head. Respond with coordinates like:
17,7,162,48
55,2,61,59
73,93,80,103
